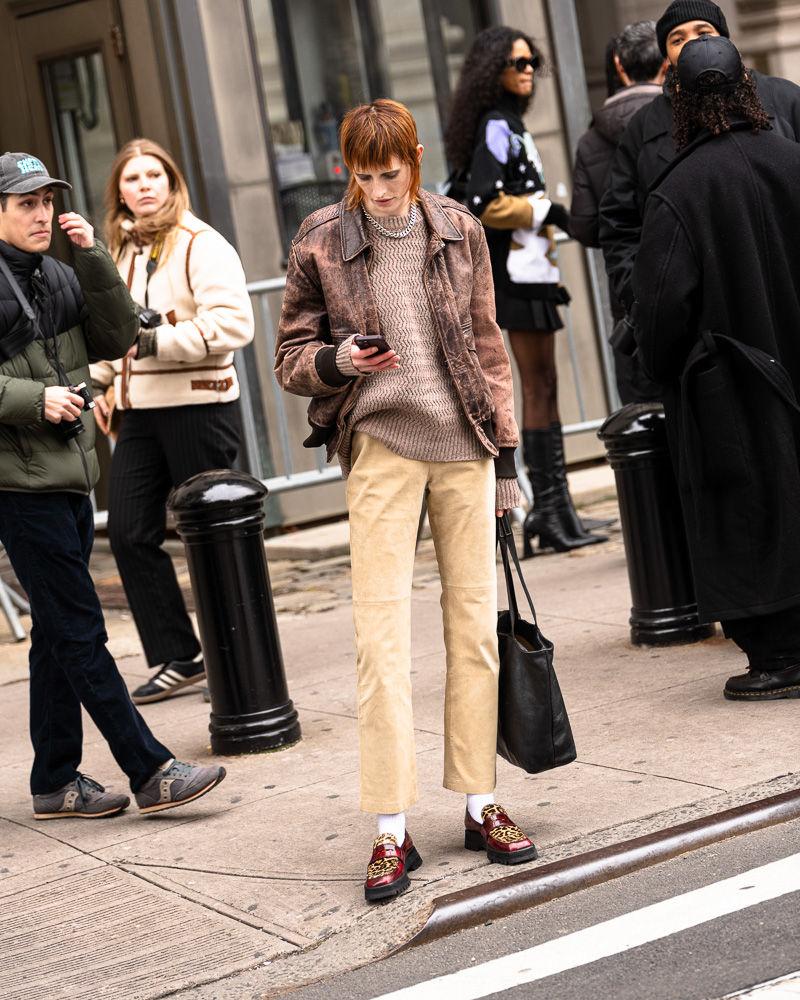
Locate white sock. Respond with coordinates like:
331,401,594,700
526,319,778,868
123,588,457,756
377,812,406,844
467,792,495,824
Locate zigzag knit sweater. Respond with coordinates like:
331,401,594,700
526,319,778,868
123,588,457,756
334,210,519,511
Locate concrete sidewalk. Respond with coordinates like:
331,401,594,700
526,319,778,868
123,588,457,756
1,470,798,1000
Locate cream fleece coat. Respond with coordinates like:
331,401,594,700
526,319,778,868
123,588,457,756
90,211,254,408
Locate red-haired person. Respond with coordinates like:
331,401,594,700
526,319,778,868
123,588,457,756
275,99,537,902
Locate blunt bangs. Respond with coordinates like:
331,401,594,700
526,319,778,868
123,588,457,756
339,99,421,209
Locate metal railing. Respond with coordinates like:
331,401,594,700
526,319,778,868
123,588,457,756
0,236,616,642
0,544,29,642
89,234,617,528
240,276,343,495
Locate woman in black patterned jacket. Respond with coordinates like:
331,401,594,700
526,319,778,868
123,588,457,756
446,26,606,558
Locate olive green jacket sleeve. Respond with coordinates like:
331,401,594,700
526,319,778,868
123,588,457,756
72,238,139,362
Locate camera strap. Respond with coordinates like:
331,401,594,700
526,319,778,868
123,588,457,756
0,252,43,337
144,232,165,310
0,251,93,489
0,254,70,385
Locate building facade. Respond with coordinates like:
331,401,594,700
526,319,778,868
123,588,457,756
0,0,788,524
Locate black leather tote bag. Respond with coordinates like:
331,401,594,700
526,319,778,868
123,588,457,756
496,514,577,773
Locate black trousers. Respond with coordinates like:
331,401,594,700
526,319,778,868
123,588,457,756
0,491,170,794
108,402,241,668
722,602,800,671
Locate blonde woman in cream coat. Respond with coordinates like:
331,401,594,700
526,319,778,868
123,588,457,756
91,138,253,705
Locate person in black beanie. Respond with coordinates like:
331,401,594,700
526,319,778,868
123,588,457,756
655,0,729,56
598,0,800,318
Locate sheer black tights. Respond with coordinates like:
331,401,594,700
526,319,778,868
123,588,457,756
508,329,560,430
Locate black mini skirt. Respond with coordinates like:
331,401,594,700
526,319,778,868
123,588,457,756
494,284,570,333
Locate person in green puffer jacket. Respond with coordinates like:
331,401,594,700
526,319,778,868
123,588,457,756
0,152,226,819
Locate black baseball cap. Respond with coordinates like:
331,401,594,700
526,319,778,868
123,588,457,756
0,152,71,195
677,35,743,93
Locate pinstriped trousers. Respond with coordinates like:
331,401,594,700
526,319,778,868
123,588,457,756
346,432,499,814
107,402,240,668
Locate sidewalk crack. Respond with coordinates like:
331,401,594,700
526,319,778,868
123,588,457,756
575,759,726,791
118,863,312,948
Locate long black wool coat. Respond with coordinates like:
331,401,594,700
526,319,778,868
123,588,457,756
632,122,800,623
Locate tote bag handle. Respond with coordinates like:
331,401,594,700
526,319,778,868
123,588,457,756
496,513,539,630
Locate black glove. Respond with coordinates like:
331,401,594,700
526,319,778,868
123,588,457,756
609,315,637,357
544,202,570,233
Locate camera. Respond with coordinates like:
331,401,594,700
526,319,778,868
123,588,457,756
137,305,162,329
58,381,96,442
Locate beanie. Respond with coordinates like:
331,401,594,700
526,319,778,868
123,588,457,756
656,1,730,57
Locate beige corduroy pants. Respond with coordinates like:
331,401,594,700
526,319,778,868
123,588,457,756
346,433,499,814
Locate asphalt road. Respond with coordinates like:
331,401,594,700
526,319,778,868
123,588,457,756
280,817,800,1000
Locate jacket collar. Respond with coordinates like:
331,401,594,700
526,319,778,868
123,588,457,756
339,188,463,261
648,118,762,193
0,238,43,280
603,81,663,110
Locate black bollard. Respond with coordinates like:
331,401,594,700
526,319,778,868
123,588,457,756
167,470,301,754
598,403,715,647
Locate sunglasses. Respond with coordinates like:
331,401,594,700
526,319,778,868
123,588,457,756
506,55,540,73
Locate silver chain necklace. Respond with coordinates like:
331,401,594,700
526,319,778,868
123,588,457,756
362,202,417,238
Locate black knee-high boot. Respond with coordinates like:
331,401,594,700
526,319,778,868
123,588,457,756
521,429,604,558
550,422,610,540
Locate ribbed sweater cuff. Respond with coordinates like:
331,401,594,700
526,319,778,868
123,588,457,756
496,477,520,512
335,337,362,378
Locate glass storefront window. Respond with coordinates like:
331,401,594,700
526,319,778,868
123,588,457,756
248,0,487,248
41,52,117,231
377,0,483,189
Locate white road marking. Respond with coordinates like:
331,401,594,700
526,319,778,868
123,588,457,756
371,853,800,1000
720,971,800,998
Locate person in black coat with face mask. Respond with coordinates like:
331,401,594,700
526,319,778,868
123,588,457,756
632,35,800,703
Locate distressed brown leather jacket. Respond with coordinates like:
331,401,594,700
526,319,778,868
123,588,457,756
274,189,518,478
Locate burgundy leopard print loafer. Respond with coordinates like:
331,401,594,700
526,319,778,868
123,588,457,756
464,803,538,865
364,831,423,901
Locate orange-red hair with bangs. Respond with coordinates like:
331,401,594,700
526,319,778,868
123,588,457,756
339,99,422,209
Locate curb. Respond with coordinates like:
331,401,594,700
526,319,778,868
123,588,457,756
398,786,800,951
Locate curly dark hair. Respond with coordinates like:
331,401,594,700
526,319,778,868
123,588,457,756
444,26,545,170
671,67,771,153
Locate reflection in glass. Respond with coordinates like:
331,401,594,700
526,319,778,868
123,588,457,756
249,0,483,246
41,52,117,230
376,0,478,191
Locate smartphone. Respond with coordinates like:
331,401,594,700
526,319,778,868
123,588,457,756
353,334,392,354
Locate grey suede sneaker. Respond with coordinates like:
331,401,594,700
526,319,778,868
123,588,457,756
33,775,130,820
134,759,226,814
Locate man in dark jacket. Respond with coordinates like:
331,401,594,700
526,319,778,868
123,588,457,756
631,38,800,703
0,152,226,816
599,0,800,316
571,20,666,402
